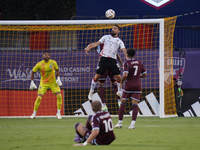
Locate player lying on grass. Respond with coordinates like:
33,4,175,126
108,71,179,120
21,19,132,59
29,50,63,119
73,100,116,146
114,48,147,129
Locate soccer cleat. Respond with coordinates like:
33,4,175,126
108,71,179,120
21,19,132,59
29,114,36,119
114,122,122,129
102,105,108,111
116,91,122,98
128,124,135,129
56,113,62,119
88,92,93,100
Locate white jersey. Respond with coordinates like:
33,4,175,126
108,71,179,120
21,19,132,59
99,35,125,59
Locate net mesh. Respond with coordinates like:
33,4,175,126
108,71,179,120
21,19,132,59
0,16,177,117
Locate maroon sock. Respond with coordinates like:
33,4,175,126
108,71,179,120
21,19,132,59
74,123,83,138
99,86,105,104
132,103,138,121
119,102,126,120
113,83,120,99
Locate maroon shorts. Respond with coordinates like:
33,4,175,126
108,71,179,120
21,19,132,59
121,91,141,101
98,69,116,83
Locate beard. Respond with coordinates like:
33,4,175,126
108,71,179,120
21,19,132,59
44,57,49,61
111,32,117,36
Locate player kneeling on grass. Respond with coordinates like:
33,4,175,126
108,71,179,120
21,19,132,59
29,50,63,119
114,48,147,129
73,101,116,146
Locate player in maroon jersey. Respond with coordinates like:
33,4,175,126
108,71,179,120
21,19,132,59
73,101,116,146
114,48,147,129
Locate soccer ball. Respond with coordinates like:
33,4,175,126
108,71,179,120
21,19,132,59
105,9,115,19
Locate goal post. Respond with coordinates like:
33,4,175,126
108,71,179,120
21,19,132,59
0,16,177,118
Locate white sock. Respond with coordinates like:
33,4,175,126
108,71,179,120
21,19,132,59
119,120,122,124
116,82,122,92
131,120,136,125
33,111,37,116
89,78,97,93
57,110,61,114
102,103,106,107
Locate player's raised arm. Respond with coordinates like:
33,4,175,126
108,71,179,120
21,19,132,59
84,41,101,55
117,53,123,67
121,48,128,60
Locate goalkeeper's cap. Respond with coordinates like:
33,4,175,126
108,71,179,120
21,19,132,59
43,50,50,54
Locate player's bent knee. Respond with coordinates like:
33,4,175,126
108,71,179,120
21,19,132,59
74,123,80,131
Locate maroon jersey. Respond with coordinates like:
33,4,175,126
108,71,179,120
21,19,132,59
123,58,146,92
92,110,116,145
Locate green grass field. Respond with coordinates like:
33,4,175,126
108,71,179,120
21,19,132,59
0,116,200,150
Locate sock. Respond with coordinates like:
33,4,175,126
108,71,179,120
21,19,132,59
132,103,138,122
119,120,122,124
99,85,105,104
89,78,97,93
34,96,42,111
116,81,122,92
57,109,61,114
102,103,106,107
131,120,136,125
33,111,37,116
119,102,126,120
56,94,62,111
74,123,83,138
113,83,120,99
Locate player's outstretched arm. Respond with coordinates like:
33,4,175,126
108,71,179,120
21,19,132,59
117,53,123,67
30,71,37,90
121,48,128,60
84,41,101,55
56,69,62,86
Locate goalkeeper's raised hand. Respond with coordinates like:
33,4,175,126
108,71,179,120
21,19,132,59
56,76,62,86
30,80,37,90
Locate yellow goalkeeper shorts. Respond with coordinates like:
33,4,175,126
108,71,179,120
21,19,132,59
38,82,61,95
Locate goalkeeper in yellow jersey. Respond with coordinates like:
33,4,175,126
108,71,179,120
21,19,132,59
29,50,63,119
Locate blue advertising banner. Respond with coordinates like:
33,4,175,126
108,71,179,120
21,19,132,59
1,50,199,89
0,52,98,89
0,51,160,90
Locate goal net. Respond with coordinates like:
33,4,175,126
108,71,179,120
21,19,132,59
0,16,177,118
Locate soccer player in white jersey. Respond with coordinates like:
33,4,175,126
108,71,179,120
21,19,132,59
84,25,127,101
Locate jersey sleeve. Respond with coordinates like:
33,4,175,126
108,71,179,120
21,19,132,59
99,35,107,44
123,61,129,73
32,62,40,72
92,116,100,130
54,61,59,70
141,63,146,74
119,40,125,49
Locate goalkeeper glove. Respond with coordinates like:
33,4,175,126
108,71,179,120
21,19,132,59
56,76,62,86
30,80,37,90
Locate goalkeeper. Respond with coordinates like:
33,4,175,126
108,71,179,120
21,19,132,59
29,50,63,119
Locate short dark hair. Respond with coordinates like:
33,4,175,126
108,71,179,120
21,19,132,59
43,50,50,54
113,24,120,31
127,48,136,57
91,101,102,112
